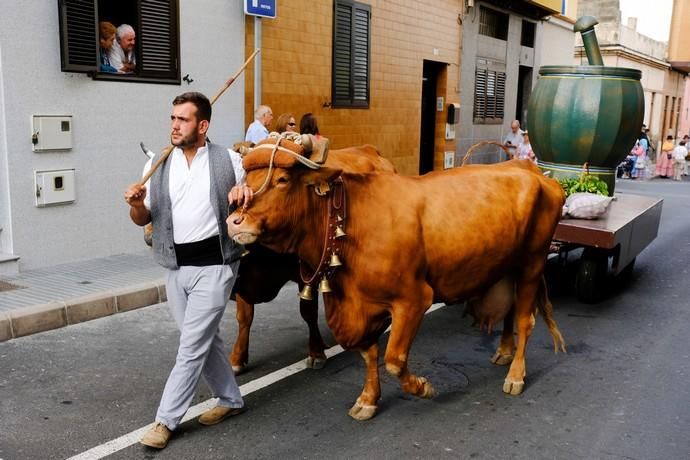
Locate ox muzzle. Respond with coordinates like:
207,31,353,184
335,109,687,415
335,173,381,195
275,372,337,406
226,211,259,245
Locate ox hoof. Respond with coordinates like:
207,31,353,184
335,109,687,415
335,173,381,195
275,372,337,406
348,403,378,421
491,351,514,366
231,363,246,375
305,356,327,370
418,377,436,399
502,378,525,395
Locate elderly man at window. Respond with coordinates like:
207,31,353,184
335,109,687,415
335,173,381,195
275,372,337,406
108,24,136,73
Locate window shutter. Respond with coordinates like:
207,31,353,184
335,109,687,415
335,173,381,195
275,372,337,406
351,5,370,106
332,0,370,108
473,67,505,123
58,0,98,72
333,2,353,104
138,0,180,81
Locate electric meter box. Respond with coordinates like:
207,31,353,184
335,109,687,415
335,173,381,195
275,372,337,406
32,115,73,152
35,169,76,207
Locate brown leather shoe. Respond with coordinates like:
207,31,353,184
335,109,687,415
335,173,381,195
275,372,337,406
140,422,172,449
198,405,246,426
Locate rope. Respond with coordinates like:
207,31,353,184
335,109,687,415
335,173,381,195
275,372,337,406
461,140,513,166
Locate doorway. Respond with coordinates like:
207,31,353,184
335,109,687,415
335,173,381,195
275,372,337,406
515,65,533,127
419,60,445,175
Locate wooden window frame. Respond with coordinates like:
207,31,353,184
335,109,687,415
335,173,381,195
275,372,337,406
58,0,180,85
332,0,371,109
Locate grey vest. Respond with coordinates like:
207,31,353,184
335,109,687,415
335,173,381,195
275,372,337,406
149,143,243,270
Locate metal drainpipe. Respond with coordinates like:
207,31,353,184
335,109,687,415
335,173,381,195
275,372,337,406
254,16,262,110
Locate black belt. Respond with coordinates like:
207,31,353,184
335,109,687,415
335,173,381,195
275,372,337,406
174,235,223,266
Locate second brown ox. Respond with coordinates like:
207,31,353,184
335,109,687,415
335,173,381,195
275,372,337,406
227,141,566,420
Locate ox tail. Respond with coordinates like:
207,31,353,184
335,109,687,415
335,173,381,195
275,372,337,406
536,276,566,353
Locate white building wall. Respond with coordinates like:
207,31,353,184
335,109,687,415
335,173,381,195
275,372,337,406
0,1,246,270
538,17,576,66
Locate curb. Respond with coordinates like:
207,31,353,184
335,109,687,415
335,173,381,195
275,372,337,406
0,278,166,343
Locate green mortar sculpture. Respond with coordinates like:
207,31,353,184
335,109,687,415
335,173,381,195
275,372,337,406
527,16,644,195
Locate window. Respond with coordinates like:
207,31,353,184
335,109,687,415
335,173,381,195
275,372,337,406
521,20,535,48
58,0,180,84
332,0,371,108
473,64,506,124
479,6,509,41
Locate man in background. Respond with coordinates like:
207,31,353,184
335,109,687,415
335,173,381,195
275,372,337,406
245,105,272,144
503,120,523,158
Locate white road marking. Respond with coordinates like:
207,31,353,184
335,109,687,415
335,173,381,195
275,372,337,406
67,303,446,460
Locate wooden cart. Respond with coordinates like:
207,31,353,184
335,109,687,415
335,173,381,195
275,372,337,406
551,193,663,303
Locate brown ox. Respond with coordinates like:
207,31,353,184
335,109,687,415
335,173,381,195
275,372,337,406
229,144,395,373
227,141,566,421
147,143,396,374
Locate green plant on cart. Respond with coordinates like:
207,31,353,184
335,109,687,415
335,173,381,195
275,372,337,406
558,169,609,197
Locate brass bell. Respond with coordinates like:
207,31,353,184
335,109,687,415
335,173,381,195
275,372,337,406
318,277,332,293
336,214,344,222
298,284,313,301
329,253,343,267
335,226,346,238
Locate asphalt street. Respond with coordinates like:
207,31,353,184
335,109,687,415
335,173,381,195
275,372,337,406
1,178,689,460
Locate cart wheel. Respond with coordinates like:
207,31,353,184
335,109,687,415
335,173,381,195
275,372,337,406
575,249,609,303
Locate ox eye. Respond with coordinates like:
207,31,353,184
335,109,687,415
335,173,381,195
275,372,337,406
276,176,289,185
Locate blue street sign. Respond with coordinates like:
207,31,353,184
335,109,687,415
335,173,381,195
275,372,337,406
244,0,276,19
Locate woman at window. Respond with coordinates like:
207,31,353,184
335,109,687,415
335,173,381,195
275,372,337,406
99,21,118,73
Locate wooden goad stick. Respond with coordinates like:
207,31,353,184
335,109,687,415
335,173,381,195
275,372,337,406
137,48,261,186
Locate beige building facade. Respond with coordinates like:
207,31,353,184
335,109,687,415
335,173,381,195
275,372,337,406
668,0,690,137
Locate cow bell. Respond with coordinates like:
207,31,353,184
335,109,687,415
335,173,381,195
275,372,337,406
298,284,314,301
336,214,344,222
318,277,332,293
329,253,343,267
335,226,346,238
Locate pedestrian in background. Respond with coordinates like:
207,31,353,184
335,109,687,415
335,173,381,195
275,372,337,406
502,119,523,158
672,140,687,181
630,140,646,179
299,112,322,138
124,92,250,449
515,131,536,163
655,135,675,178
245,105,272,144
274,113,297,134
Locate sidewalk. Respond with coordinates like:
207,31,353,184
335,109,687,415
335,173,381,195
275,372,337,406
0,251,166,343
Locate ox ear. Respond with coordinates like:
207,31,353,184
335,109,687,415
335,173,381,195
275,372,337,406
301,166,342,187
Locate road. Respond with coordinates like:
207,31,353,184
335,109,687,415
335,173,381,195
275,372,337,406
1,178,689,460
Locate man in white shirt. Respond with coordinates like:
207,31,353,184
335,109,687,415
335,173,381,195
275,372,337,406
245,105,272,144
108,24,136,73
124,92,252,449
503,120,524,158
672,140,687,181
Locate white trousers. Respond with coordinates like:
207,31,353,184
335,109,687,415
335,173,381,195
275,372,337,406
156,263,243,430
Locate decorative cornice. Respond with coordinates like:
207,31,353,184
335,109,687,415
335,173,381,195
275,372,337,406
574,45,671,72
